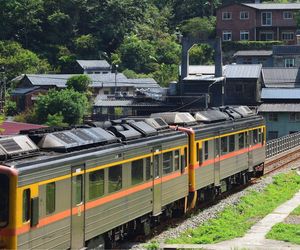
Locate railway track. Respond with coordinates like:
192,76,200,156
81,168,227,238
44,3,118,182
120,146,300,249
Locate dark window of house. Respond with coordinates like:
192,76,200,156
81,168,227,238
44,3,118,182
46,182,55,215
222,12,232,20
239,133,245,149
89,169,104,200
108,165,122,193
174,150,180,171
163,151,173,174
23,189,30,222
145,157,151,180
132,159,144,185
204,141,209,160
289,112,300,121
229,135,235,152
268,113,278,122
221,137,228,155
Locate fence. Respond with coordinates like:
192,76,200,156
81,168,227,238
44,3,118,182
266,132,300,158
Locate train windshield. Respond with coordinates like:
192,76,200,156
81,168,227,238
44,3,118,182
0,174,9,227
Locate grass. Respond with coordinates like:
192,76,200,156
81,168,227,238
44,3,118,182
291,205,300,216
266,223,300,245
166,171,300,244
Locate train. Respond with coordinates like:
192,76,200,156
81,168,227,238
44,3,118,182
0,106,266,249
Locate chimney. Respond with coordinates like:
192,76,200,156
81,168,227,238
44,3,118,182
215,37,223,78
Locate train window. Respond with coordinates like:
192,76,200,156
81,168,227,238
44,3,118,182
221,137,228,155
163,151,173,174
196,143,200,162
145,157,151,180
108,165,122,193
154,155,160,178
0,174,9,228
174,150,180,171
253,129,258,144
183,147,188,169
132,159,144,185
89,170,104,200
239,133,245,149
229,135,235,152
258,129,262,143
23,189,30,223
46,182,55,215
204,141,209,160
75,175,83,205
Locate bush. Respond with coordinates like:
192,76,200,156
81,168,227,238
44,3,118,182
222,41,284,52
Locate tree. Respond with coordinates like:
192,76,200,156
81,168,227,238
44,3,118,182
45,112,68,127
0,41,51,80
34,88,89,125
66,75,92,93
180,17,216,38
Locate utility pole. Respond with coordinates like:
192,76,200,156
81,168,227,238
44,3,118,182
0,67,6,114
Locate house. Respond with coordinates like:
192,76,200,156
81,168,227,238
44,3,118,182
272,45,300,67
233,50,273,66
13,73,161,111
216,3,300,43
258,67,300,139
179,64,262,107
76,60,111,74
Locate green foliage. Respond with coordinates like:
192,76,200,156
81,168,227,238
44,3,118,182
45,112,68,127
74,34,98,58
4,99,17,116
266,223,300,245
167,172,300,244
14,108,38,124
291,205,300,215
190,44,214,65
0,41,51,80
180,17,216,38
222,41,284,52
145,240,159,250
34,88,89,125
66,75,92,93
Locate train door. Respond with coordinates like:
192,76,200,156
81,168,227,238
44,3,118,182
247,131,254,172
71,165,85,249
152,146,162,215
214,138,220,186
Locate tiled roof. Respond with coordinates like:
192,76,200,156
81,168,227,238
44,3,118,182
262,68,300,87
261,88,300,100
243,3,300,10
258,103,300,113
224,64,262,79
0,121,47,135
233,50,272,57
76,60,110,70
273,45,300,55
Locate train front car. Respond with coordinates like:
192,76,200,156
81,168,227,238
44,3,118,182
0,165,18,249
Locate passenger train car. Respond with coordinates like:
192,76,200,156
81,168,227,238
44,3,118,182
0,106,265,249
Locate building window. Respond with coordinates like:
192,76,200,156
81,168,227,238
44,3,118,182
240,11,249,19
108,165,122,193
223,31,232,41
46,182,55,215
89,170,104,200
289,112,300,121
282,32,294,41
131,159,144,185
285,58,295,68
104,90,109,95
261,12,272,26
268,113,278,122
222,12,232,20
268,131,278,140
283,11,293,19
260,32,273,41
240,30,249,41
243,58,253,64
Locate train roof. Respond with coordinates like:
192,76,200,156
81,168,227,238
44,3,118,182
0,106,264,170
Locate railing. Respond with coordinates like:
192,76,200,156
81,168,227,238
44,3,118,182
266,132,300,158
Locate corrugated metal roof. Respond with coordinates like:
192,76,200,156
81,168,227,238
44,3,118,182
224,64,262,79
11,87,40,95
258,103,300,113
273,45,300,55
233,50,272,57
243,3,300,10
261,88,300,99
262,68,300,87
76,60,110,69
